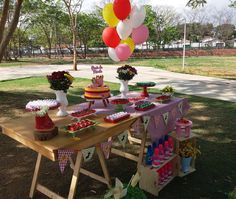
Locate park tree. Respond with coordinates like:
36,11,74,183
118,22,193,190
216,24,235,41
0,0,24,62
144,5,157,49
187,0,236,8
77,12,105,58
145,5,180,49
177,22,214,42
25,0,69,59
62,0,83,71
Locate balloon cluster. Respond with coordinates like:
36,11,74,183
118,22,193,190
102,0,149,62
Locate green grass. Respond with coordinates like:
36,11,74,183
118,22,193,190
0,77,235,199
1,56,235,80
0,57,71,67
78,56,236,80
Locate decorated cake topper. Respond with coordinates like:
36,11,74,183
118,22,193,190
91,75,104,88
91,65,103,74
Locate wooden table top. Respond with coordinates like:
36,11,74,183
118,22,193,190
1,108,138,161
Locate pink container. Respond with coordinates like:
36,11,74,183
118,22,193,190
163,165,168,182
159,144,164,164
168,137,174,156
158,168,164,185
175,118,193,138
164,141,169,160
152,148,160,168
167,163,173,179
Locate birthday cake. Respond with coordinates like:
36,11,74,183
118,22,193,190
84,66,110,99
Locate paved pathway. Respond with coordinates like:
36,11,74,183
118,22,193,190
0,64,235,102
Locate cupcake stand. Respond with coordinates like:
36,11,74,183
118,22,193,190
136,82,156,98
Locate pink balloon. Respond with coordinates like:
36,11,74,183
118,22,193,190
115,44,131,61
132,24,149,45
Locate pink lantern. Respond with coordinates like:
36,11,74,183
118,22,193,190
115,44,131,61
132,24,149,45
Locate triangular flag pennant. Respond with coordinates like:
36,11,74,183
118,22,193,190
178,101,183,114
118,131,128,148
154,115,160,128
132,119,140,133
58,149,74,173
162,112,169,126
171,107,178,118
101,140,113,159
82,147,95,162
143,116,151,131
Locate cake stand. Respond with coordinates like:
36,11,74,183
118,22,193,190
25,99,60,141
85,96,110,109
136,82,156,98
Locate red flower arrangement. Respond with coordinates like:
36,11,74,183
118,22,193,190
117,65,137,81
47,71,74,93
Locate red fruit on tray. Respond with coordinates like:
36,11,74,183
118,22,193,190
178,118,189,124
70,109,96,118
128,97,144,103
111,98,129,105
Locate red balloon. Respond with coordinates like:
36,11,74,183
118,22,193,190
102,27,121,48
113,0,131,20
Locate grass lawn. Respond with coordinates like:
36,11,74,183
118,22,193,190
0,56,236,80
0,77,236,199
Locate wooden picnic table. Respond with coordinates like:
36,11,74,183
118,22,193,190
1,96,189,199
1,107,138,199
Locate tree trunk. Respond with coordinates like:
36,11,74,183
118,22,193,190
72,28,77,70
83,43,87,59
0,0,10,42
0,0,23,62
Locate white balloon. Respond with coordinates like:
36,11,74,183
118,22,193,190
130,5,146,28
108,47,120,62
116,19,133,40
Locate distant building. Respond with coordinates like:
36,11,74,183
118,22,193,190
165,39,191,49
201,37,225,48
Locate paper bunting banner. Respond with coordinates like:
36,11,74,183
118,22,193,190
82,147,95,162
178,101,183,114
58,149,74,173
101,140,113,159
132,119,140,133
171,107,178,118
118,131,128,148
162,112,169,126
154,115,160,128
143,116,151,131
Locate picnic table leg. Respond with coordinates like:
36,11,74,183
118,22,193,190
29,153,42,198
96,145,112,188
88,101,94,109
137,129,148,172
102,99,107,107
68,152,83,199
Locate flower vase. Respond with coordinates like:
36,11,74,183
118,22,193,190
54,90,68,117
119,80,129,98
162,92,174,97
181,157,192,173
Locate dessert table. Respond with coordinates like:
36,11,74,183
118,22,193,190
0,108,138,199
0,92,189,199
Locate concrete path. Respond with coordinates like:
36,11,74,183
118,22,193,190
0,64,235,102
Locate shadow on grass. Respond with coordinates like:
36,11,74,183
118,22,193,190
0,83,236,199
